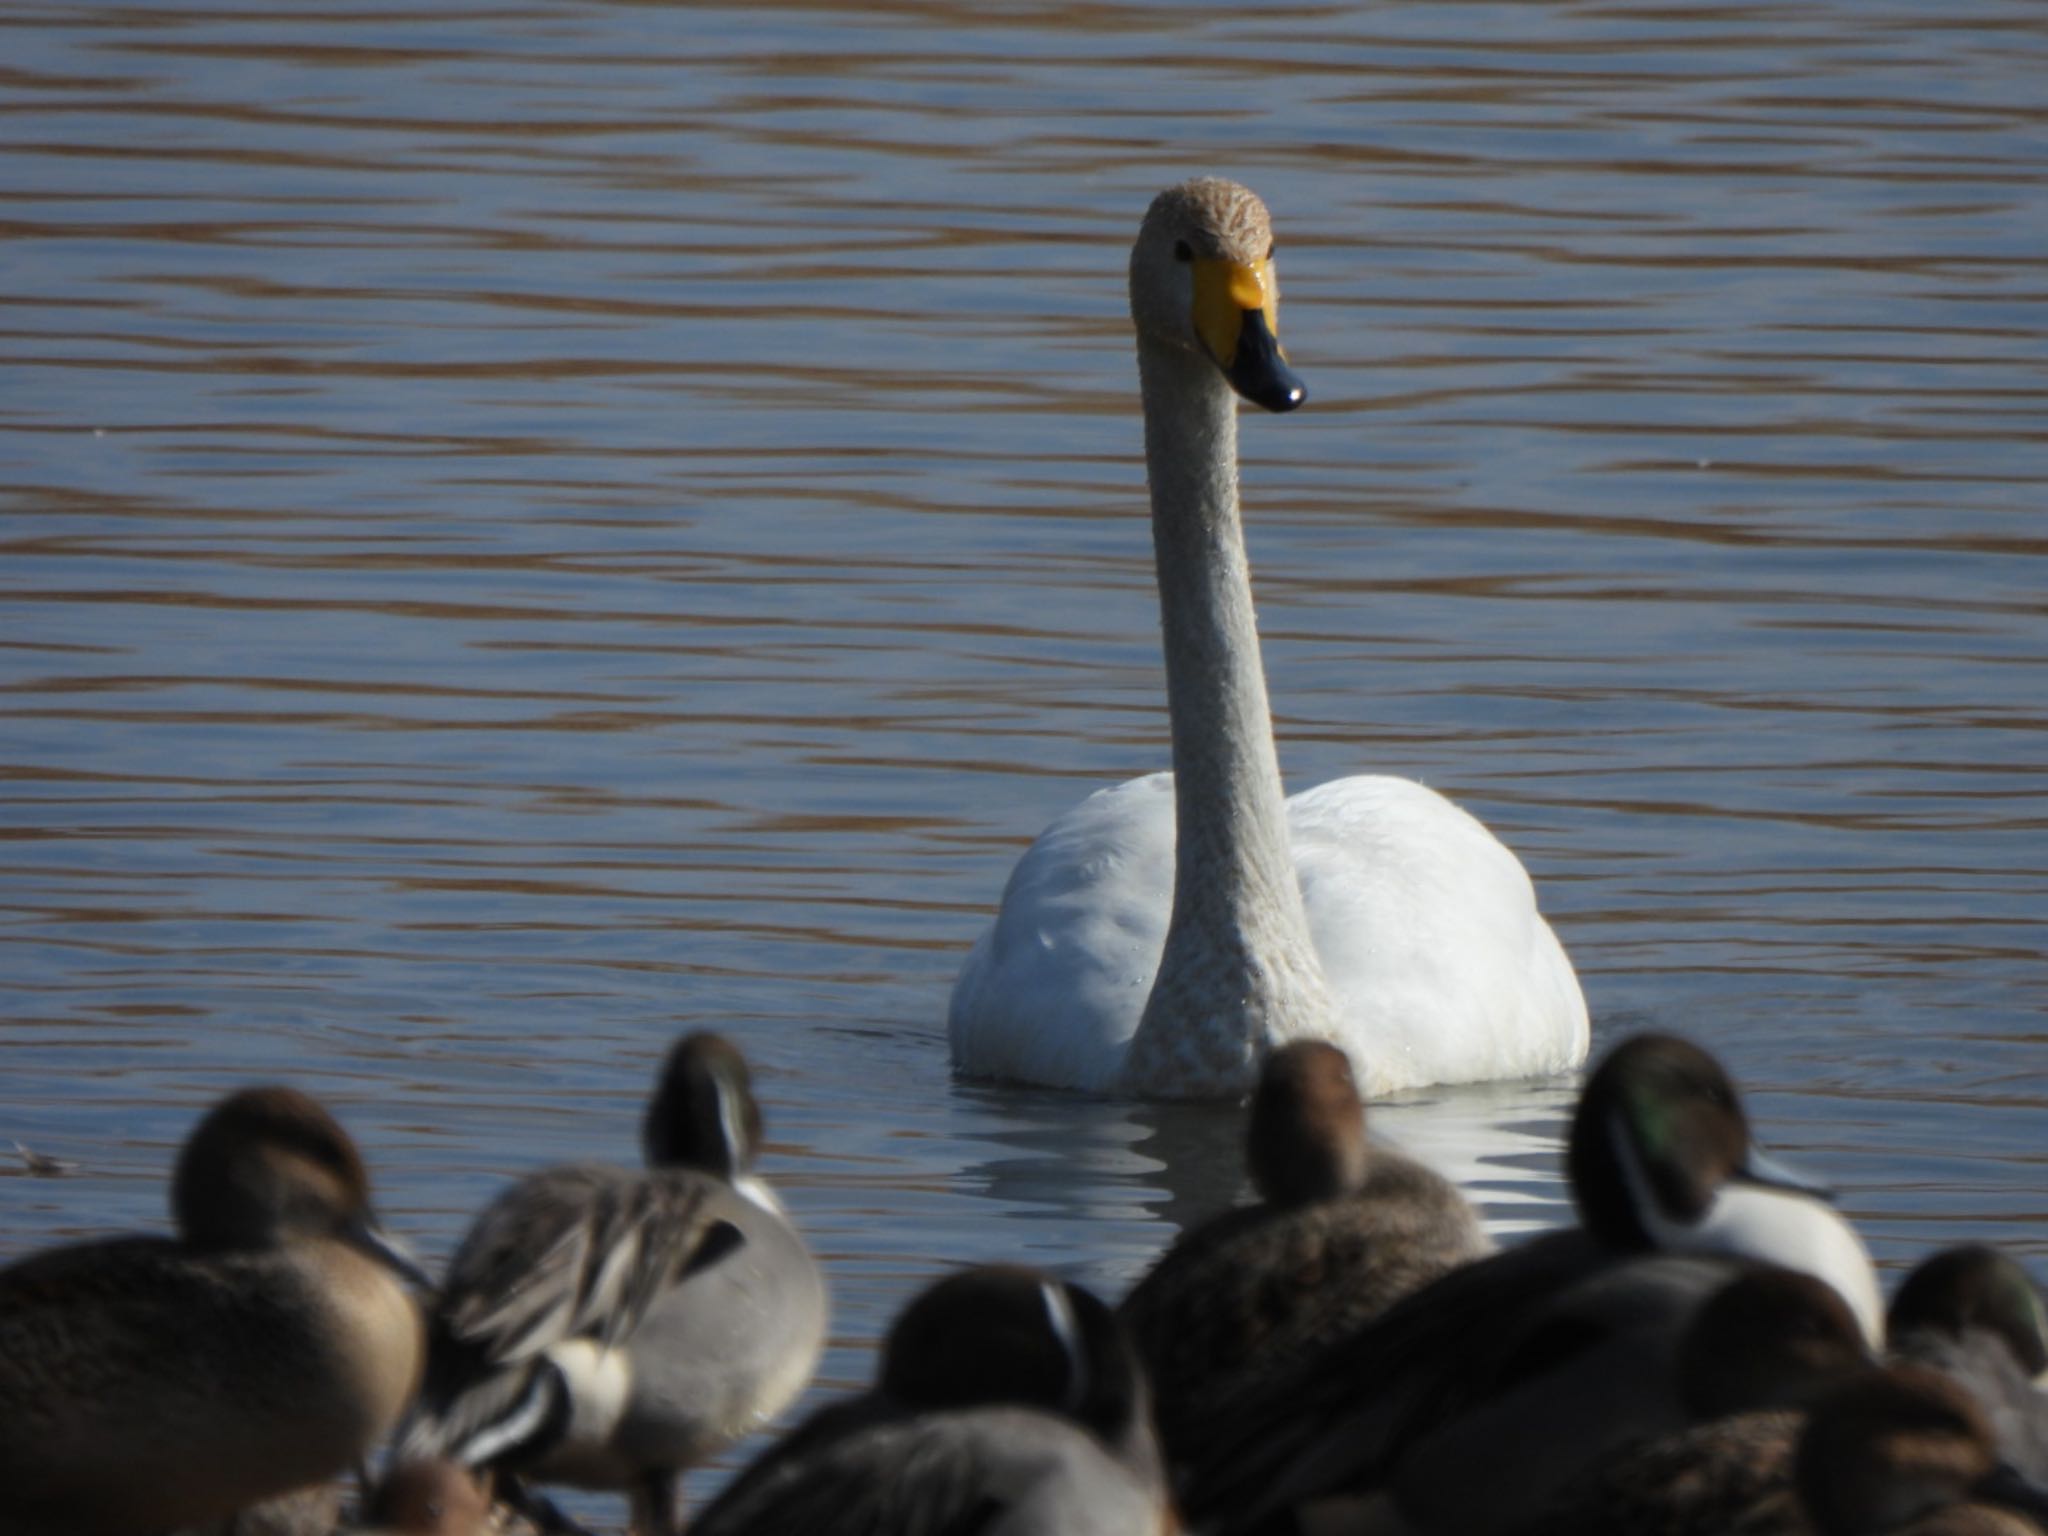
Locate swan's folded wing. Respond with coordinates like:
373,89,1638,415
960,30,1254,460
948,774,1177,1092
1287,775,1588,1094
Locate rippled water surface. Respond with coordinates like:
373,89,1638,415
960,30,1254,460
4,0,2046,1513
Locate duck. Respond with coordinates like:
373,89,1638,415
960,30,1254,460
1889,1246,2048,1481
1564,1032,1883,1346
946,175,1588,1101
174,1485,345,1536
398,1032,827,1536
1501,1267,1876,1536
1118,1039,1491,1452
691,1265,1175,1536
0,1086,427,1536
1170,1032,1883,1532
1796,1366,2048,1536
350,1461,493,1536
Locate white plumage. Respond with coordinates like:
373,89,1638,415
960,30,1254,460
949,772,1587,1097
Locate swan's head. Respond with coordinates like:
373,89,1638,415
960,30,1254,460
1130,177,1306,413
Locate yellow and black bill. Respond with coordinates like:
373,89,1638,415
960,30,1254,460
1193,257,1307,414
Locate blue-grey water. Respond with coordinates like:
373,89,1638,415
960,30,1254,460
3,0,2046,1520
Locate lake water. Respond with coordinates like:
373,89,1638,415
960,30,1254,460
2,0,2045,1518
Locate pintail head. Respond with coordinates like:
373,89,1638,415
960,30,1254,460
643,1031,763,1179
1246,1040,1369,1208
1570,1033,1828,1249
880,1265,1146,1451
1679,1266,1874,1422
1890,1245,2048,1381
1796,1365,2048,1535
172,1085,426,1284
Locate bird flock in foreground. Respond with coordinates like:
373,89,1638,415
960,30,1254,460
7,178,2038,1536
5,1031,2047,1536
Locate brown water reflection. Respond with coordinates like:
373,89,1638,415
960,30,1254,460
3,0,2047,1517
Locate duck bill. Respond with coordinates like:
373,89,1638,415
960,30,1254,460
1738,1143,1836,1203
348,1214,435,1289
1192,256,1307,414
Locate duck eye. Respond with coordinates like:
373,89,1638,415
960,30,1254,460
1173,240,1193,263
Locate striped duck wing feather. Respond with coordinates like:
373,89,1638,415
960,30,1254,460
441,1163,743,1365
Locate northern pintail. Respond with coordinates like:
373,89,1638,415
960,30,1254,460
1797,1366,2048,1536
1891,1246,2048,1481
1568,1033,1882,1345
0,1087,426,1536
1119,1040,1490,1451
1173,1032,1882,1532
398,1031,826,1536
1523,1367,2048,1536
693,1264,1175,1536
1502,1267,1875,1536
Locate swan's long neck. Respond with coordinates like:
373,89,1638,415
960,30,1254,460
1122,335,1335,1098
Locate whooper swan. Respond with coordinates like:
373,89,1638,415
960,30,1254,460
948,177,1589,1100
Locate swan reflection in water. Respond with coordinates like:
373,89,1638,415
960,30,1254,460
945,1071,1578,1295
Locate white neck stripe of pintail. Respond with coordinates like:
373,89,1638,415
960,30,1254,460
452,1370,558,1468
712,1070,746,1175
736,1174,783,1215
2022,1278,2048,1356
1607,1106,1666,1232
1039,1281,1091,1418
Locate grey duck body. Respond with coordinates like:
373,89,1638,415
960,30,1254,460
694,1265,1174,1536
400,1033,825,1536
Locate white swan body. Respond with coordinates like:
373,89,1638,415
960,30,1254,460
949,771,1586,1097
948,178,1588,1100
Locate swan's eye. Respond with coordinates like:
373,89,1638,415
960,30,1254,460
1173,240,1193,263
1266,240,1277,260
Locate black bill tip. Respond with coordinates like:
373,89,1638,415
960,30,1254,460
1226,307,1307,413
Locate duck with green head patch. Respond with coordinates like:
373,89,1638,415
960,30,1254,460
1165,1033,1881,1533
1891,1246,2048,1483
1570,1034,1882,1347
